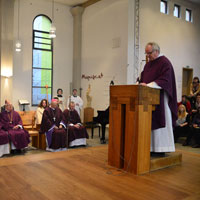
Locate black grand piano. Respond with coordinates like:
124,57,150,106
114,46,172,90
93,106,109,144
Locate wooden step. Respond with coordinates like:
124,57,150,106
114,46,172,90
150,152,182,172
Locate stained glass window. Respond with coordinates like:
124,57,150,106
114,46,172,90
32,15,53,106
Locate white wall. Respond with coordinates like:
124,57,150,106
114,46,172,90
139,0,200,101
12,0,73,110
82,0,128,114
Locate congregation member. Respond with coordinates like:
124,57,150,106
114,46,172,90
67,89,83,116
0,103,30,153
35,99,48,126
189,77,200,97
183,106,200,148
57,88,66,111
191,93,200,113
63,102,89,147
139,42,177,157
189,77,200,106
177,95,191,114
191,107,200,148
40,99,67,152
173,104,190,143
0,124,10,157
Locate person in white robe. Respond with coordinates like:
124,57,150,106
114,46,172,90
67,89,83,116
57,88,66,111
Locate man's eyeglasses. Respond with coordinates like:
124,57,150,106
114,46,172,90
145,51,154,55
192,81,199,84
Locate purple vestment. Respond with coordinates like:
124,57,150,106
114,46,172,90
63,109,89,143
140,56,177,130
0,111,30,149
0,124,9,145
40,107,67,149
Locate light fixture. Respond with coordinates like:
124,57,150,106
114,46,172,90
1,67,13,78
15,0,22,52
49,0,56,38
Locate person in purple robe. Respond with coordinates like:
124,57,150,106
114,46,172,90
0,103,30,153
139,42,177,156
0,123,10,157
40,99,67,152
63,102,89,147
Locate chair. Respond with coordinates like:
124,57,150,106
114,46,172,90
85,121,101,139
18,111,39,148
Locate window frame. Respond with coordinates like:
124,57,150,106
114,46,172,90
185,8,192,22
32,14,53,106
173,4,181,18
160,0,168,14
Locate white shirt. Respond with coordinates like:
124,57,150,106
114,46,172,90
35,107,45,124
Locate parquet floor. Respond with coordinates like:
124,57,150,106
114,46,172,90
0,145,200,200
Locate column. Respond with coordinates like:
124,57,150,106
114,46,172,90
0,0,14,105
70,6,84,96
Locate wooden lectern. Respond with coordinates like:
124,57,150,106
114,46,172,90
108,85,160,175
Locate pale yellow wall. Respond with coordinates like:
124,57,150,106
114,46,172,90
82,0,128,114
11,0,73,111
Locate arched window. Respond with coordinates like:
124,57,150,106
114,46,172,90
32,15,53,106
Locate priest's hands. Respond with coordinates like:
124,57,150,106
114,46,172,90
74,124,80,129
59,125,63,129
140,82,147,86
13,125,19,130
54,125,63,130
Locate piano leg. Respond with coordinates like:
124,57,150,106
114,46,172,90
100,124,106,144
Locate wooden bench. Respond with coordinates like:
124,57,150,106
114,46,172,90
18,111,39,148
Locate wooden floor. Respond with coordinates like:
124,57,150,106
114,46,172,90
0,146,200,200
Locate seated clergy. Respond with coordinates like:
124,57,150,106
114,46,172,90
40,99,67,152
63,102,89,147
0,103,30,153
0,124,10,157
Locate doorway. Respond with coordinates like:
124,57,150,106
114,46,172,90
182,68,193,96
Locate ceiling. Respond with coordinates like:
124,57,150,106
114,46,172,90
187,0,200,5
46,0,200,7
46,0,88,6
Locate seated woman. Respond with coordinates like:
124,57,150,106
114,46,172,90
173,104,190,143
35,99,48,128
0,124,10,157
63,102,89,147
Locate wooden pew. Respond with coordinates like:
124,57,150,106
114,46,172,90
18,111,39,148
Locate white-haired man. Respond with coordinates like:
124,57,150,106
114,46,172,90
139,42,177,157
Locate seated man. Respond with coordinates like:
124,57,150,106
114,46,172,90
1,99,11,113
0,103,30,153
189,77,200,106
63,102,89,147
183,106,200,147
0,124,10,157
40,99,67,152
